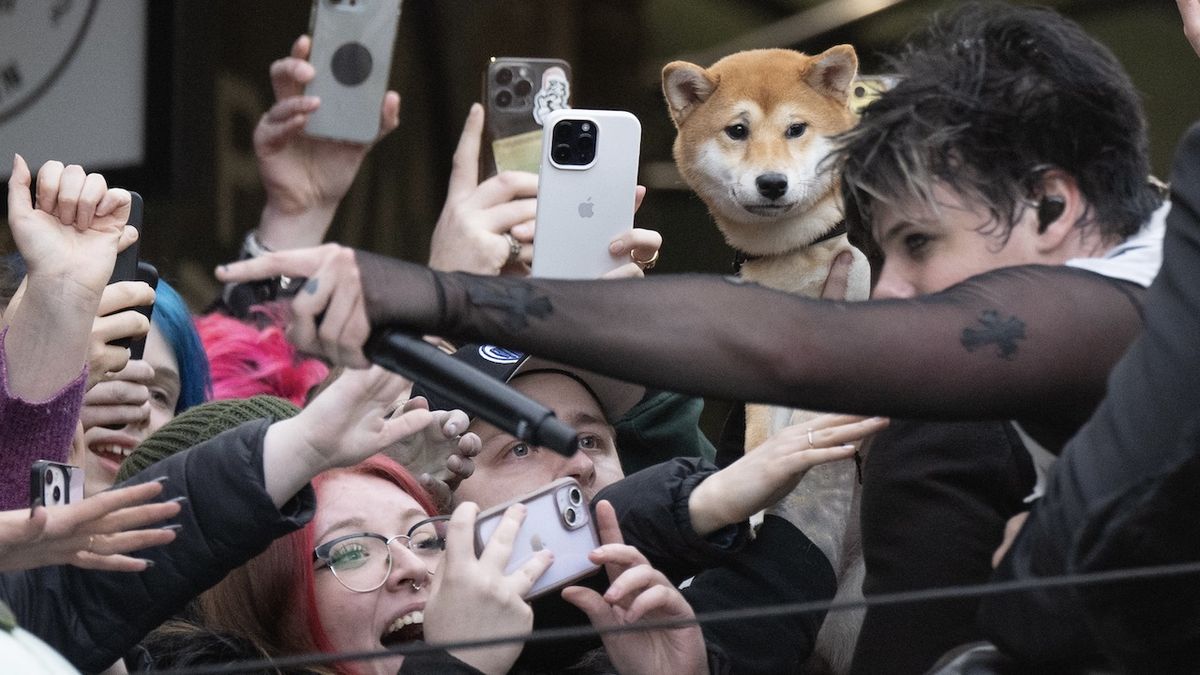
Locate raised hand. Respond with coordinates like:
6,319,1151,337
7,155,134,292
428,103,539,276
215,243,370,367
687,414,889,536
261,366,433,506
423,501,552,675
255,34,401,249
562,500,707,675
4,155,137,400
1,479,181,573
382,397,482,511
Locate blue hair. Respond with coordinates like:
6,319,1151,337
152,279,211,413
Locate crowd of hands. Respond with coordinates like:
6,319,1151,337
20,0,1200,667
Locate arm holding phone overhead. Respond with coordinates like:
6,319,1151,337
254,33,401,252
1,156,136,509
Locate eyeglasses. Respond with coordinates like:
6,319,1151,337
313,515,450,593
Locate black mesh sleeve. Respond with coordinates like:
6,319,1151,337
358,251,1143,431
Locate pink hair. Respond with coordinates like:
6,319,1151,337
196,311,328,406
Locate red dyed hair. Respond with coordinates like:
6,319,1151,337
195,311,329,406
197,455,437,675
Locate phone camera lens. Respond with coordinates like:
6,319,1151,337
552,143,572,164
568,487,583,505
514,79,533,97
854,85,865,98
495,90,513,108
553,121,572,140
576,133,595,155
52,486,62,502
564,507,577,526
495,68,513,85
45,472,53,485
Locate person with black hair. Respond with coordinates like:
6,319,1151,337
216,4,1169,668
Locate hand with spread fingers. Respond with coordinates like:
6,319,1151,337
0,479,181,573
562,500,707,675
428,103,539,276
262,366,434,506
687,414,890,536
215,243,370,368
255,34,401,250
424,501,553,675
382,396,482,499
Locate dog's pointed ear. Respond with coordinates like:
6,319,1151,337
804,45,859,104
663,61,718,126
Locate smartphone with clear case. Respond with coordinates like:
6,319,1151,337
481,57,572,178
30,461,84,507
304,0,402,143
474,477,600,600
531,109,641,279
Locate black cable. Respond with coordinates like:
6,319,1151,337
147,558,1200,675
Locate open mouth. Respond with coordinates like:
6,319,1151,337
380,610,424,647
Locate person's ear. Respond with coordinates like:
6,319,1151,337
1029,169,1083,254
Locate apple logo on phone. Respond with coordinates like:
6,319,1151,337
577,198,594,218
530,534,545,552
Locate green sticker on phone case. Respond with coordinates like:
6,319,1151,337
493,130,544,175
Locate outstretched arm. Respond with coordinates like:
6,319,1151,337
217,248,1143,432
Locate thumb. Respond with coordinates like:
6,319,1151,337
562,586,616,628
7,154,32,216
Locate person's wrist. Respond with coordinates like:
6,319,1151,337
24,271,104,314
687,474,724,537
258,200,338,249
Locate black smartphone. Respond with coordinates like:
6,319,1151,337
129,261,159,362
30,460,85,507
480,57,572,178
105,191,145,352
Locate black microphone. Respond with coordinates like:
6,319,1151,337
364,329,580,457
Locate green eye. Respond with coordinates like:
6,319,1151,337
329,542,371,570
511,443,531,458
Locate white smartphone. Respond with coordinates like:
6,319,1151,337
531,109,641,279
304,0,403,143
474,477,600,600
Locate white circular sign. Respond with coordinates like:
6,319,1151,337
0,0,99,124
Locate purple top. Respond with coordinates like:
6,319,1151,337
0,327,86,510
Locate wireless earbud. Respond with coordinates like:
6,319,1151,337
1037,196,1065,233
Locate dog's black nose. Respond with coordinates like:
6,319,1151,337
756,173,788,200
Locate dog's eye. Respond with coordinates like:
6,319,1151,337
725,124,749,140
786,123,808,139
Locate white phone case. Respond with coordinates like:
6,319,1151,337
304,0,402,143
531,109,642,279
474,477,600,600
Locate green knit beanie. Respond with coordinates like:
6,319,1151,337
115,395,301,483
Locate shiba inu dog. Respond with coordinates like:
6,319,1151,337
664,47,873,674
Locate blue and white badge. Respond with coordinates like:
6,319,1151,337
478,345,523,365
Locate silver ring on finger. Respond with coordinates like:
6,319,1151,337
806,428,815,449
503,232,522,266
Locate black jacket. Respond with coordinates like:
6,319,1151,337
0,419,315,672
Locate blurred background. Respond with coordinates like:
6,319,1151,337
1,0,1195,433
